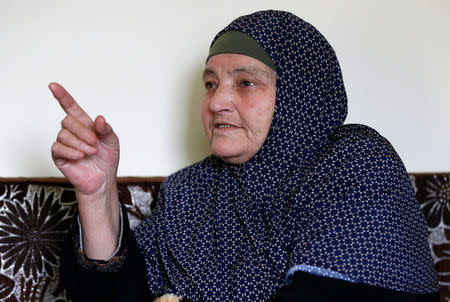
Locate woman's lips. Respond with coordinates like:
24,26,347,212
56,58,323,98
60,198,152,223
213,123,239,133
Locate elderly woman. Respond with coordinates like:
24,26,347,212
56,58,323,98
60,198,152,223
51,10,439,301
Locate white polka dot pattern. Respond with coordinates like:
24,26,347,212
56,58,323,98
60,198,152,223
134,10,439,300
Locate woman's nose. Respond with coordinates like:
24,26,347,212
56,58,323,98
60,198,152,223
209,85,234,113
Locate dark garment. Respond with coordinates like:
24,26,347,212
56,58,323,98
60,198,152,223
60,207,153,302
269,272,440,302
133,10,438,300
60,206,439,302
270,271,439,302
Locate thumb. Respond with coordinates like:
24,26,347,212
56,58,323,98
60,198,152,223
93,115,119,148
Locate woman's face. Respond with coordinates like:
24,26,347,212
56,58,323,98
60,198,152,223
201,54,276,164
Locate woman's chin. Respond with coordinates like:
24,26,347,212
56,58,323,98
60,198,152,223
212,146,253,164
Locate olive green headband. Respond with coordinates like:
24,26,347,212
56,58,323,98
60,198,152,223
207,30,277,71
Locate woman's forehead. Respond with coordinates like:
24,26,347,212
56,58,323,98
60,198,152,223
203,54,276,80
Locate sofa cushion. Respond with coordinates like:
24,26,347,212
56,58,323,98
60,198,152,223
0,175,448,301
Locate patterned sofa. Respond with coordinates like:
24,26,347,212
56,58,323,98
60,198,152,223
0,174,448,301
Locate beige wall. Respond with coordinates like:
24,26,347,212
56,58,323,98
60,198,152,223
1,0,449,176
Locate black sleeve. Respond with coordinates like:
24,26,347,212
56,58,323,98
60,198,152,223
268,271,440,302
60,205,154,302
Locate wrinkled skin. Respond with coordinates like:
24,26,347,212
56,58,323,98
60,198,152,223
201,54,276,164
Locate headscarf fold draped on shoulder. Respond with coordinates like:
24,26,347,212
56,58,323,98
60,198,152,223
134,10,438,301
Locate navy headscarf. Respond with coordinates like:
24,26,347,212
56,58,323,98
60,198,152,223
134,10,438,300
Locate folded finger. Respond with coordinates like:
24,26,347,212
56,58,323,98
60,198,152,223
57,129,97,155
49,82,93,127
51,141,85,161
61,115,97,146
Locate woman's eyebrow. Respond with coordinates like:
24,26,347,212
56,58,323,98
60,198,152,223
230,66,268,78
202,68,216,80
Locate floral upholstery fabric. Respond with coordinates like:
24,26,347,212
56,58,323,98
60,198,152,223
0,175,448,301
412,174,450,300
0,178,161,301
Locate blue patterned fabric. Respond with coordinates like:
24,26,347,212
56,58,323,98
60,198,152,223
134,10,439,300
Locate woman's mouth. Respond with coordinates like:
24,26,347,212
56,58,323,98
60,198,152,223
213,123,239,133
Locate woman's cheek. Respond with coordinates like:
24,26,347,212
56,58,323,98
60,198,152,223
200,99,212,139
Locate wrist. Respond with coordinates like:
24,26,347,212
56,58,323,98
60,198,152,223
77,181,121,260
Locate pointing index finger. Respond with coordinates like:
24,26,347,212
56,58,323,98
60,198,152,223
49,82,93,127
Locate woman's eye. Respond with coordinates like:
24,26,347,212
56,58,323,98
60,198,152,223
204,82,215,89
241,80,254,87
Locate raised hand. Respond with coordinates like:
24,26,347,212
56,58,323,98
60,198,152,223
49,82,120,259
49,82,119,195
